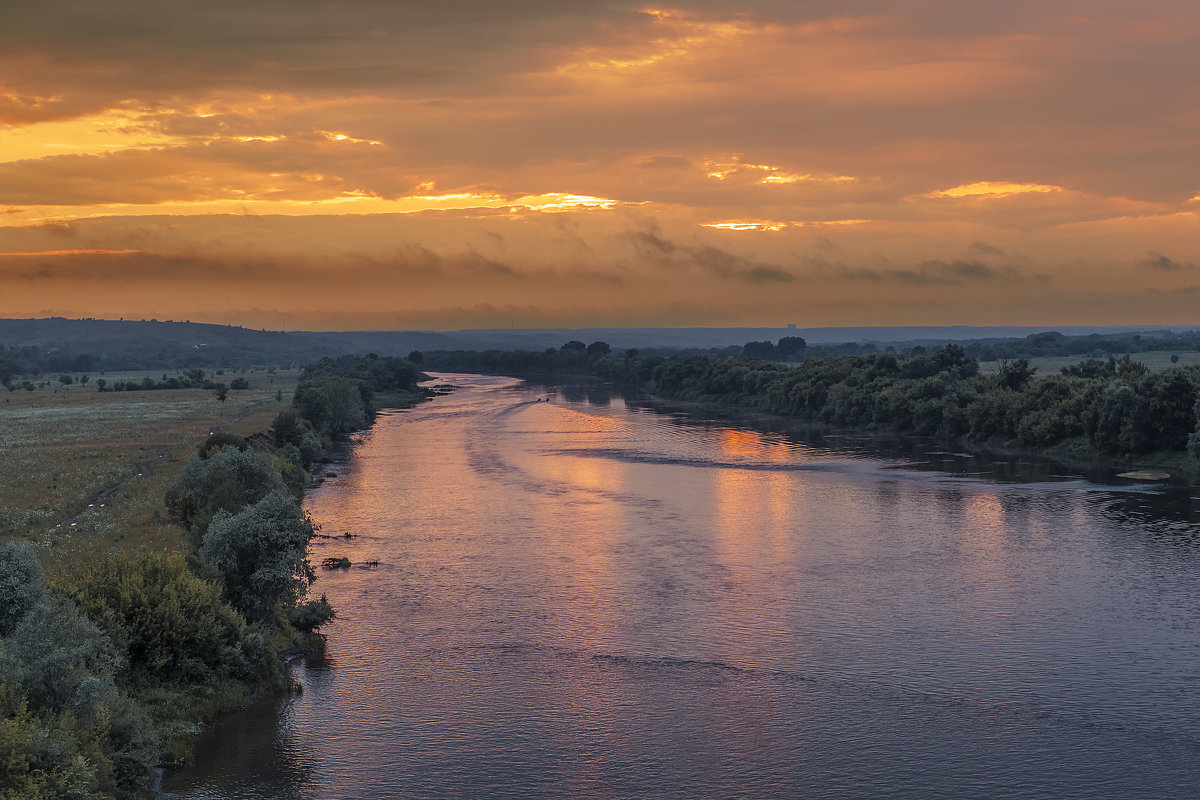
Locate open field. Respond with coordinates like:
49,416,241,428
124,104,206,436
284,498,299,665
978,350,1200,375
1,369,298,561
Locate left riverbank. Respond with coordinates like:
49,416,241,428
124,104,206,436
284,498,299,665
0,354,428,797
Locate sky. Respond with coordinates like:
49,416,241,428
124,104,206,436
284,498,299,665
0,0,1197,330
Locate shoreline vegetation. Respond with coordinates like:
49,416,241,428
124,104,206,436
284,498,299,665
421,342,1200,478
0,354,426,798
4,324,1199,796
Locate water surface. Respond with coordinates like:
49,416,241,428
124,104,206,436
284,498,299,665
167,374,1200,799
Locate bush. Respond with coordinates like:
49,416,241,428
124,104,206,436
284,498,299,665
50,552,266,688
198,431,247,459
198,491,318,623
166,449,286,540
1,596,122,720
0,542,44,637
288,595,336,633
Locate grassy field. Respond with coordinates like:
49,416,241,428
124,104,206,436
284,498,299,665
1,369,298,561
978,350,1200,375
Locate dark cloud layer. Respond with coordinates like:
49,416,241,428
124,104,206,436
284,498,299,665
1,1,1198,327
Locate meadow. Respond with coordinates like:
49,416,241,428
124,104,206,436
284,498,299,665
1,369,297,559
977,350,1200,374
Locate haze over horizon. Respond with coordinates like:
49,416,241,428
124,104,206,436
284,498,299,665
1,1,1197,331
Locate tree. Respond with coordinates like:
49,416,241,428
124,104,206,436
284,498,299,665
1144,370,1196,450
586,341,611,357
289,594,336,633
293,375,369,439
777,336,807,360
214,384,228,402
272,408,306,448
198,491,318,623
743,340,776,360
2,596,122,718
166,448,286,539
407,350,424,364
229,377,249,390
933,344,978,377
998,358,1036,390
198,431,247,459
561,340,586,352
0,542,44,636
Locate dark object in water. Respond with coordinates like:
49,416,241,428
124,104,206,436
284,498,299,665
322,556,352,569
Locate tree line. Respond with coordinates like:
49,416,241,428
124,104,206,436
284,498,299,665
423,344,1200,463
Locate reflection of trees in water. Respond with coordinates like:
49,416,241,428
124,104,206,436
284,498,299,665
1096,491,1200,534
163,664,325,799
549,378,1200,542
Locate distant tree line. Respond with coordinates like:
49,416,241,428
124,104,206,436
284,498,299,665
424,344,1200,462
0,318,352,373
0,343,100,384
420,339,615,375
578,330,1200,365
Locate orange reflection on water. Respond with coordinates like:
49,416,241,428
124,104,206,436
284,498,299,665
718,429,792,463
713,429,794,564
964,492,1006,548
962,491,1014,594
711,466,793,564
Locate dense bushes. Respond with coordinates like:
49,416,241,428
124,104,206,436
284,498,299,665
199,491,318,624
291,353,427,441
52,552,269,688
0,541,287,797
638,350,1199,457
166,448,289,542
0,353,387,795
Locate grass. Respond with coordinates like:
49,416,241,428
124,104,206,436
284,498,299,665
1,369,298,560
977,350,1200,375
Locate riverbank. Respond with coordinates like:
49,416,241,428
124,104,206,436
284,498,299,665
0,355,428,796
421,346,1200,484
626,389,1197,481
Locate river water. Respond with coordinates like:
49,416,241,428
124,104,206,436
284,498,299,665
166,374,1200,799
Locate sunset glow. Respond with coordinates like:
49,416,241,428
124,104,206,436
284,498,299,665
0,1,1197,329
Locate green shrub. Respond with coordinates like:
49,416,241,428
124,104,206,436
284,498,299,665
199,491,317,624
0,543,44,637
50,552,264,688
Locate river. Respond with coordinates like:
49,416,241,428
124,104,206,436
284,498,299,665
165,374,1200,799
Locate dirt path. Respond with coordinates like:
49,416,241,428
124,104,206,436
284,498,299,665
48,405,259,533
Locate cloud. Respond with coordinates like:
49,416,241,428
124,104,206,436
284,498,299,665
1139,251,1195,271
17,266,54,281
968,241,1005,256
627,226,794,282
838,258,1028,285
1,0,1198,330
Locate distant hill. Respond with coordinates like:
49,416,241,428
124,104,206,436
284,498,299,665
3,317,1200,371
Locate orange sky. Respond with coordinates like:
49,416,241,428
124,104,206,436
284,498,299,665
1,2,1197,330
